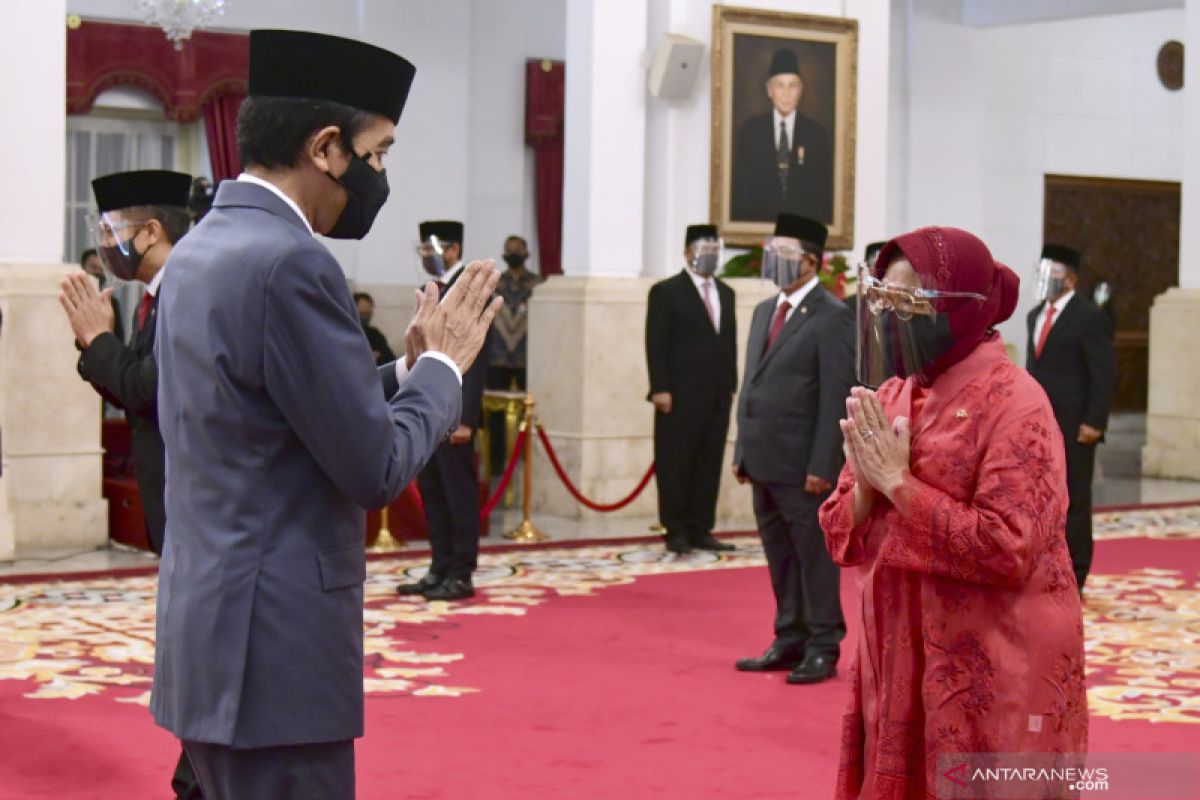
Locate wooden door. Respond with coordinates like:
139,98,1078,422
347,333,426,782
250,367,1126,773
1043,174,1181,412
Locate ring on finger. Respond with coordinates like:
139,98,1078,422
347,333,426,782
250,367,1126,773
861,429,875,440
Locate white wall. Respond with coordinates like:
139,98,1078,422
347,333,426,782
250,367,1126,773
898,1,1185,344
466,0,565,272
642,0,893,276
67,0,562,284
1182,0,1200,288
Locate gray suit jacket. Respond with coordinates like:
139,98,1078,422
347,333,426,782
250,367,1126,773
150,181,462,748
733,283,854,485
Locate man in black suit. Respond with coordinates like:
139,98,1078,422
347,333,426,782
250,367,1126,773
397,220,490,601
733,214,853,685
353,291,397,365
731,49,833,224
646,224,739,555
1026,244,1115,592
57,169,202,799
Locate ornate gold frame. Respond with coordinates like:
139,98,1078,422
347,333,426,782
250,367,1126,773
710,5,858,249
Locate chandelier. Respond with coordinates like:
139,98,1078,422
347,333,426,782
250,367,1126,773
136,0,227,50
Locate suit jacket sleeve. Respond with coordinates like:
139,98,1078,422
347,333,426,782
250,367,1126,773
807,304,855,482
77,331,157,417
1081,309,1116,430
263,248,461,509
378,361,400,400
645,283,671,396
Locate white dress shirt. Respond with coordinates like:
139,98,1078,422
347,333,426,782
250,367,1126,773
235,172,460,385
772,109,796,152
685,268,721,333
145,262,166,297
775,274,821,322
1033,290,1075,348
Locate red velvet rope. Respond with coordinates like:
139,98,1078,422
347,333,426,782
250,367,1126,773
479,428,528,521
535,425,656,512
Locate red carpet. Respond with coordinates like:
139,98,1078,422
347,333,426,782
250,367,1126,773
1,508,1198,799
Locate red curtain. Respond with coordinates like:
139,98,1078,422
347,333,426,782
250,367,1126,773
524,60,565,276
203,93,245,182
67,20,249,123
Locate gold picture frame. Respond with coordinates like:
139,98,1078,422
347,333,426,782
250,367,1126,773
710,6,858,249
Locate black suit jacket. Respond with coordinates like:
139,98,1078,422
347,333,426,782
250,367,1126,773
734,284,854,485
443,266,489,428
645,272,738,413
732,112,833,223
78,291,165,549
1026,294,1115,434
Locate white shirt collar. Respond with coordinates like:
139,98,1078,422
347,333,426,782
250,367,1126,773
777,274,820,309
684,267,714,291
773,108,796,126
236,173,314,236
1049,289,1075,314
145,265,166,297
441,259,465,285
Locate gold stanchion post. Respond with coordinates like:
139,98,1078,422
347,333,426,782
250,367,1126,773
371,502,406,552
504,393,549,543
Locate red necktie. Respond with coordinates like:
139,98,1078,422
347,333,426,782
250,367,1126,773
1035,304,1057,359
764,300,791,353
702,279,718,330
137,292,155,332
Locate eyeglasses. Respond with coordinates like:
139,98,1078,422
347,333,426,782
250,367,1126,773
858,271,987,321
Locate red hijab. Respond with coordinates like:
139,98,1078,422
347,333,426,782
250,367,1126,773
875,227,1019,385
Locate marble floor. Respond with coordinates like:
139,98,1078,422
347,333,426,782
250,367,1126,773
4,413,1197,579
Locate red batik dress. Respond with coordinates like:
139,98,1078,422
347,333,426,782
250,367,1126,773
818,337,1087,799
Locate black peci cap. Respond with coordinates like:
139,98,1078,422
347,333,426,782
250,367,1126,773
249,30,416,124
774,214,827,250
91,170,192,213
1041,244,1081,269
685,224,719,247
419,220,464,245
769,48,801,79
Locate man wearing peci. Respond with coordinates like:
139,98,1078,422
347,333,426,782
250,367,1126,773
59,169,202,800
150,30,501,798
1026,244,1115,593
645,224,738,555
396,220,491,601
732,48,833,224
733,214,853,685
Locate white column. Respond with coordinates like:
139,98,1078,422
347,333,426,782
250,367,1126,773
1143,0,1200,478
0,1,107,559
561,0,649,277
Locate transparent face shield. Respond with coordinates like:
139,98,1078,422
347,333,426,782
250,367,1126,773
688,237,722,277
416,235,447,278
761,237,806,290
88,210,146,282
855,264,988,388
1033,258,1068,303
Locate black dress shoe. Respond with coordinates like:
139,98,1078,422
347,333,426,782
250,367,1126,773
396,572,442,596
786,653,838,684
422,578,475,601
691,534,735,552
664,538,692,555
735,645,804,672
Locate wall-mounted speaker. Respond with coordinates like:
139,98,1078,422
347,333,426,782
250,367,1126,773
647,33,705,100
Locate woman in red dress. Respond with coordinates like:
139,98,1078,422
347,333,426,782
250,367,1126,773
819,227,1087,798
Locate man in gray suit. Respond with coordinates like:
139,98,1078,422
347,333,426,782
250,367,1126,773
732,214,853,685
151,30,501,798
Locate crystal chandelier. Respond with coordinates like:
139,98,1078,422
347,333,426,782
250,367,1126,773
136,0,227,50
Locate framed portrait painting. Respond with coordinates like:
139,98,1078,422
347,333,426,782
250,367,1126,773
711,6,858,249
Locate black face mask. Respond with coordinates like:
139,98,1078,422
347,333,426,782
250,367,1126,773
99,233,145,282
885,312,956,380
502,253,527,269
325,151,390,240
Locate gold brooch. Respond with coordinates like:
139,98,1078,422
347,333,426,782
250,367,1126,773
956,409,968,419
